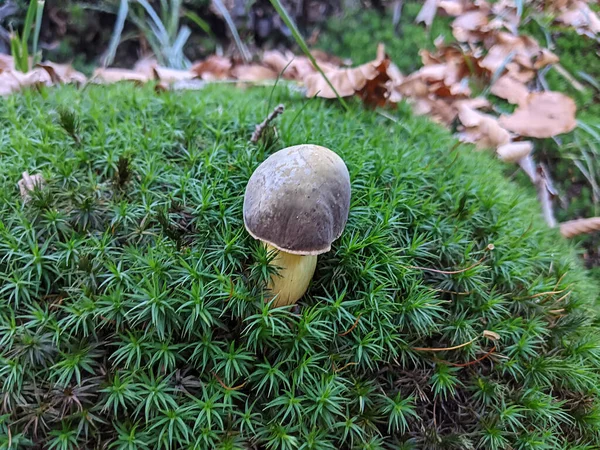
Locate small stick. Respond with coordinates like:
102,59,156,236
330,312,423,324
338,313,361,336
437,346,497,367
412,335,479,352
408,256,486,275
251,104,285,143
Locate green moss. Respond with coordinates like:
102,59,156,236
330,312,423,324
0,84,599,449
317,3,453,72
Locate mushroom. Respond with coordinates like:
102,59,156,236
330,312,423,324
243,144,351,307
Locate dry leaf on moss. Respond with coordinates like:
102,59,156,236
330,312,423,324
18,172,44,202
438,0,466,15
560,217,600,238
304,57,387,98
533,49,559,69
190,55,232,80
483,330,500,341
497,141,533,162
92,68,149,83
499,92,577,138
415,0,439,28
490,75,529,105
452,10,489,42
557,1,600,35
458,103,511,149
38,62,86,85
0,54,14,72
261,50,337,81
153,67,196,83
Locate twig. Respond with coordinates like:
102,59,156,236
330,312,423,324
408,256,486,275
334,361,358,373
251,104,285,143
437,346,496,367
212,372,246,391
412,335,479,352
338,313,361,336
519,155,557,228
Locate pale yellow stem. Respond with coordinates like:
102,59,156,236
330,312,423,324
265,243,317,307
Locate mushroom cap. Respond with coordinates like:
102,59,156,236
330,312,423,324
243,144,351,255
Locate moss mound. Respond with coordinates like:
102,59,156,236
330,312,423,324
1,84,599,449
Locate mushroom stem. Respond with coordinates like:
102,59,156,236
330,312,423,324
265,243,317,307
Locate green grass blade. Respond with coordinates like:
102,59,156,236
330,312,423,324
103,0,128,67
21,0,38,48
184,10,214,38
212,0,251,63
32,1,45,66
167,0,181,41
269,0,349,111
10,33,26,73
137,0,169,43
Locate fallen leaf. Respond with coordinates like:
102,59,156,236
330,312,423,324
190,55,232,80
357,58,393,108
0,71,22,96
18,172,44,202
483,330,500,340
497,141,533,162
262,50,336,81
38,62,87,85
533,49,559,70
92,68,149,83
452,10,489,42
499,92,577,138
458,103,511,149
490,75,529,105
0,54,14,72
560,217,600,238
557,1,600,35
505,63,536,83
231,64,278,82
415,0,439,28
153,66,197,83
438,0,466,15
305,57,386,98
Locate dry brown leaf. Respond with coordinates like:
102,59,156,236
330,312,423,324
357,58,393,108
38,62,86,85
261,50,337,81
438,0,466,15
458,103,511,149
133,59,196,83
305,58,384,98
560,217,600,238
415,0,439,28
453,97,491,110
452,10,489,42
0,71,22,96
92,68,149,83
190,55,232,80
490,75,529,105
505,63,536,83
18,172,44,202
0,54,14,72
557,1,600,35
480,33,541,73
231,64,278,82
153,66,197,83
533,49,559,69
497,141,533,162
483,330,500,340
499,92,577,138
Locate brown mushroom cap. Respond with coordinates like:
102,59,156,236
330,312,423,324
243,144,351,255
